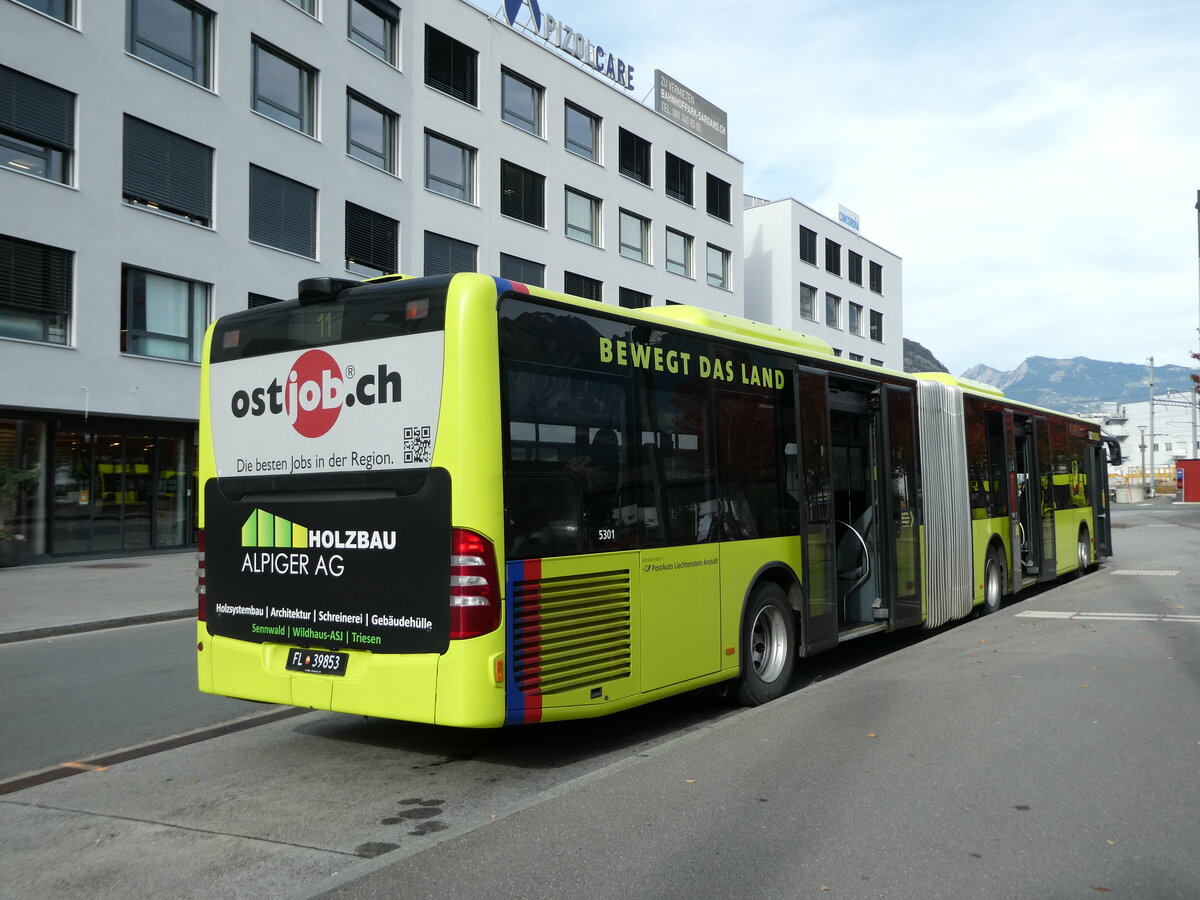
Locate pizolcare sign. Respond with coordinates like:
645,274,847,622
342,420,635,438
502,0,635,91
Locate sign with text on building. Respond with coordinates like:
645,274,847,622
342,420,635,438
838,204,861,232
501,0,635,91
653,70,728,151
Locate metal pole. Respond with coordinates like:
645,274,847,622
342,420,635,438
1148,357,1155,497
1194,190,1200,457
1139,426,1147,494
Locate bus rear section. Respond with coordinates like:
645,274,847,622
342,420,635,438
197,274,510,727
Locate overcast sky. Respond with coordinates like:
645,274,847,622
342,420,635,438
490,0,1200,376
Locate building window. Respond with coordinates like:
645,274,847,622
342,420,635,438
825,293,840,328
619,210,649,262
870,358,883,367
425,131,475,202
501,69,543,136
283,0,315,14
561,103,600,163
345,202,397,277
248,292,281,308
128,0,212,87
120,265,208,362
424,231,475,275
1,66,74,185
565,188,600,246
619,287,651,309
848,302,863,335
706,173,731,222
424,26,477,106
666,229,692,277
347,91,396,173
349,0,398,64
252,39,317,135
824,239,841,276
870,309,883,342
618,128,650,185
799,226,817,265
565,102,599,161
499,253,544,287
706,245,730,290
248,164,317,258
665,153,693,204
869,260,883,293
500,160,545,227
848,251,863,285
564,272,602,302
849,353,863,362
15,0,74,24
799,283,816,321
0,234,71,344
122,116,213,226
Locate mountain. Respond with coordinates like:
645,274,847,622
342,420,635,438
959,356,1196,411
903,338,949,374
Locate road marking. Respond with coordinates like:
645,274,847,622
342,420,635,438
1108,570,1180,577
1017,611,1199,624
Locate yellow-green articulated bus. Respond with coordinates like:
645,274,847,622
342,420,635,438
196,273,1121,727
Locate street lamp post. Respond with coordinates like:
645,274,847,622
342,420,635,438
1139,426,1147,495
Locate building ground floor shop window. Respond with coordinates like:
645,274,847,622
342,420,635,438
0,412,196,563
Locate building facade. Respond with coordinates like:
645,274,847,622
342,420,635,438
0,0,743,559
743,197,902,371
1084,394,1200,485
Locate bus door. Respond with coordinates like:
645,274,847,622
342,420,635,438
1011,414,1056,584
1089,437,1119,557
794,367,837,654
882,386,922,628
827,376,886,634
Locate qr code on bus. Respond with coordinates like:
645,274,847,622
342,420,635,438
403,426,432,464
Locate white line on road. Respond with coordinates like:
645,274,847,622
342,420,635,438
1108,570,1180,577
1016,611,1199,624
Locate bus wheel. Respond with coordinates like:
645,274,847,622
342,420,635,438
1074,526,1091,576
980,547,1004,616
737,583,796,706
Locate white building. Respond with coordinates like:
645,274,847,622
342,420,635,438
0,0,743,558
1085,393,1200,482
742,196,903,371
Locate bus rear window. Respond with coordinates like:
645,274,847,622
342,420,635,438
210,278,450,363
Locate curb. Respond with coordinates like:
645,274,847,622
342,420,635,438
0,609,196,644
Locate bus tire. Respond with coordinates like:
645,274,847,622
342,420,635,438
1073,525,1091,577
736,582,796,706
980,546,1004,616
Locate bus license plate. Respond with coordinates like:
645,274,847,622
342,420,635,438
285,648,348,676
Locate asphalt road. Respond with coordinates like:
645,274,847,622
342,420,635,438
0,619,262,779
1,501,1196,900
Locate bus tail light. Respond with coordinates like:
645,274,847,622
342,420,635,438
196,529,207,622
449,528,500,639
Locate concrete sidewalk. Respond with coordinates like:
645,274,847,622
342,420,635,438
0,552,196,643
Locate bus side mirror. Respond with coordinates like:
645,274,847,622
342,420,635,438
1105,440,1122,467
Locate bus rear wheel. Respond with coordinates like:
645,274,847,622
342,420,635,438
980,547,1004,615
737,583,796,706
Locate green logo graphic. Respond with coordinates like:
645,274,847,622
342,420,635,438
241,509,309,549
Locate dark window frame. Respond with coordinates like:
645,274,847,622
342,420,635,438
564,101,599,160
869,309,883,342
424,130,475,203
119,264,208,362
251,38,317,135
499,253,545,287
824,238,841,276
798,226,817,265
501,68,543,136
0,64,75,184
618,287,651,309
618,128,650,186
500,160,546,227
346,90,396,174
248,164,317,258
424,231,476,275
848,250,863,285
869,260,883,294
349,0,399,64
128,0,212,87
0,233,72,345
565,187,600,246
706,173,731,222
424,25,478,106
345,201,398,277
665,153,693,205
122,115,213,226
618,209,649,262
564,271,602,302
